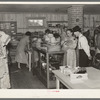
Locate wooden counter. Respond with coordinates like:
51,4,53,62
32,46,65,89
53,67,100,89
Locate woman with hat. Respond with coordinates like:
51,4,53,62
73,26,91,68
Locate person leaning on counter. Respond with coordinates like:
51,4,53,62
73,26,92,69
15,31,32,69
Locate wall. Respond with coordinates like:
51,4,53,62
84,14,100,36
68,5,83,28
0,12,68,33
1,12,100,35
84,14,100,28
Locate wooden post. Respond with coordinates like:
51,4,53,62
56,78,60,89
28,51,32,71
46,52,50,89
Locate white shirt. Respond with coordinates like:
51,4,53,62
78,34,91,57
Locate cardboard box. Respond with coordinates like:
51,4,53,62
70,73,88,83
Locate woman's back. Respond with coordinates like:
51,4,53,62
17,36,29,51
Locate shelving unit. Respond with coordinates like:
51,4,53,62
47,21,68,33
0,21,17,63
0,21,17,36
32,47,64,89
31,31,44,39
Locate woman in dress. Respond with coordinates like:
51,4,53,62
15,31,31,69
44,29,51,44
0,31,11,89
61,29,77,68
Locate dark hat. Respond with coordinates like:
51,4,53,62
45,29,51,33
73,26,81,32
25,31,32,36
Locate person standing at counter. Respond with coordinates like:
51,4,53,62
15,31,32,69
61,29,77,68
48,33,61,52
73,26,91,68
53,33,61,45
44,29,51,44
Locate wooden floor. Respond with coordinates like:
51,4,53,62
9,63,46,89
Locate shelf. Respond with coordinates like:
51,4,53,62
47,21,68,32
49,80,56,89
0,21,17,36
47,21,68,23
0,21,17,64
38,68,56,89
35,67,47,87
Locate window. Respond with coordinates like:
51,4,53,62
27,17,45,28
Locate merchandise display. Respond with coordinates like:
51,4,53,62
60,66,88,83
0,4,100,91
32,46,64,88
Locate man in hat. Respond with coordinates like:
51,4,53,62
73,26,91,68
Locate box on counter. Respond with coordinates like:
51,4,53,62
62,67,88,83
70,73,88,83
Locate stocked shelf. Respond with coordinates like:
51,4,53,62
0,21,17,36
31,31,44,39
47,21,68,28
0,21,17,63
47,21,68,33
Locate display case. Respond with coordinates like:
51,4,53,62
32,47,64,89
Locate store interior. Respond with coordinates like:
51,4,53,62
0,4,100,89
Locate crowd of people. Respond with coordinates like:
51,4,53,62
15,25,99,72
0,24,100,89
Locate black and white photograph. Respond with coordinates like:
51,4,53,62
1,1,100,98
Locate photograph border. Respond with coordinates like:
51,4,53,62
0,0,100,98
